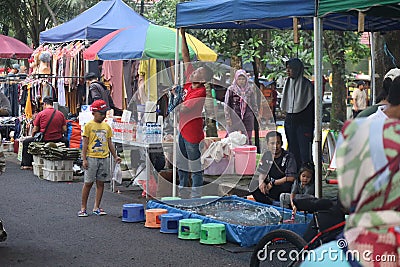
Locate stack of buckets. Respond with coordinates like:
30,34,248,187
233,145,257,175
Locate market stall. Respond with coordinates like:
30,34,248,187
83,23,217,196
0,34,33,142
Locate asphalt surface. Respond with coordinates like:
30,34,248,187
0,153,252,267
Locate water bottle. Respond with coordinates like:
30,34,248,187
155,123,161,143
144,124,150,143
152,124,157,143
136,124,142,142
148,124,153,143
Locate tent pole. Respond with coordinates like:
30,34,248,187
172,29,180,197
85,60,89,105
147,60,150,101
313,17,323,198
370,32,376,105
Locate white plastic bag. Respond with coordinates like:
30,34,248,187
112,163,122,184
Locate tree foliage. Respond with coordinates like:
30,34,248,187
146,0,178,27
0,0,94,47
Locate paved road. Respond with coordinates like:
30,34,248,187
0,153,251,266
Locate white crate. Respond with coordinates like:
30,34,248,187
32,162,43,178
2,142,13,152
33,155,44,165
43,159,73,171
42,168,74,182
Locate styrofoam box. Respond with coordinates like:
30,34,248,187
33,155,44,165
42,168,73,182
32,162,43,177
43,159,73,171
2,142,13,152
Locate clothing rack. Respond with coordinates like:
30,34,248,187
0,75,27,81
31,74,84,79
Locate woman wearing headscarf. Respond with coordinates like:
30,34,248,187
280,58,314,168
301,117,400,267
224,69,258,144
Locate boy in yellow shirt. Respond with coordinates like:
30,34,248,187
78,100,121,217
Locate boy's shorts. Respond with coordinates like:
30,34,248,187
84,157,111,183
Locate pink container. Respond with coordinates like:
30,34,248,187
233,145,257,175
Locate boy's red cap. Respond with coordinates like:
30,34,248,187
91,100,110,112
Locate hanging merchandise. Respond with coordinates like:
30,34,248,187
27,42,86,115
138,59,157,104
24,84,33,119
102,61,124,109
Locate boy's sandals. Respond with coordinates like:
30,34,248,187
20,166,33,170
78,210,88,217
92,208,107,216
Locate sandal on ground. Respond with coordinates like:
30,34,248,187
92,208,107,216
20,166,33,170
78,210,88,217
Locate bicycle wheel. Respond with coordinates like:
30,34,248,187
250,229,307,267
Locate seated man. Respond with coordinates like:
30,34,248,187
251,131,297,204
20,96,67,170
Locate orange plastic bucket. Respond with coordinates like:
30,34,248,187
144,209,168,228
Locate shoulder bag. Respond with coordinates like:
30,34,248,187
33,109,57,142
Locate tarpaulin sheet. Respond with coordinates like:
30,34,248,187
147,195,311,247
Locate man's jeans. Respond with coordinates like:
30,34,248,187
177,134,203,198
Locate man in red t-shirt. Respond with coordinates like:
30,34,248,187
21,96,67,170
175,28,213,198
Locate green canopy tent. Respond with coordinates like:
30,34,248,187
318,0,400,17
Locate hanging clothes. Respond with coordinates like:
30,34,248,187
57,56,66,106
123,60,134,105
25,84,33,119
102,60,124,109
66,90,77,114
3,83,19,117
138,59,157,103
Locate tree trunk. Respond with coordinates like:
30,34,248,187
324,31,347,131
330,63,347,130
373,31,400,102
384,30,400,70
373,32,386,98
230,30,242,72
43,0,58,25
257,30,270,75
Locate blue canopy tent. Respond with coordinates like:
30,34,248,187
176,0,400,197
40,0,149,43
176,0,400,31
176,0,314,29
